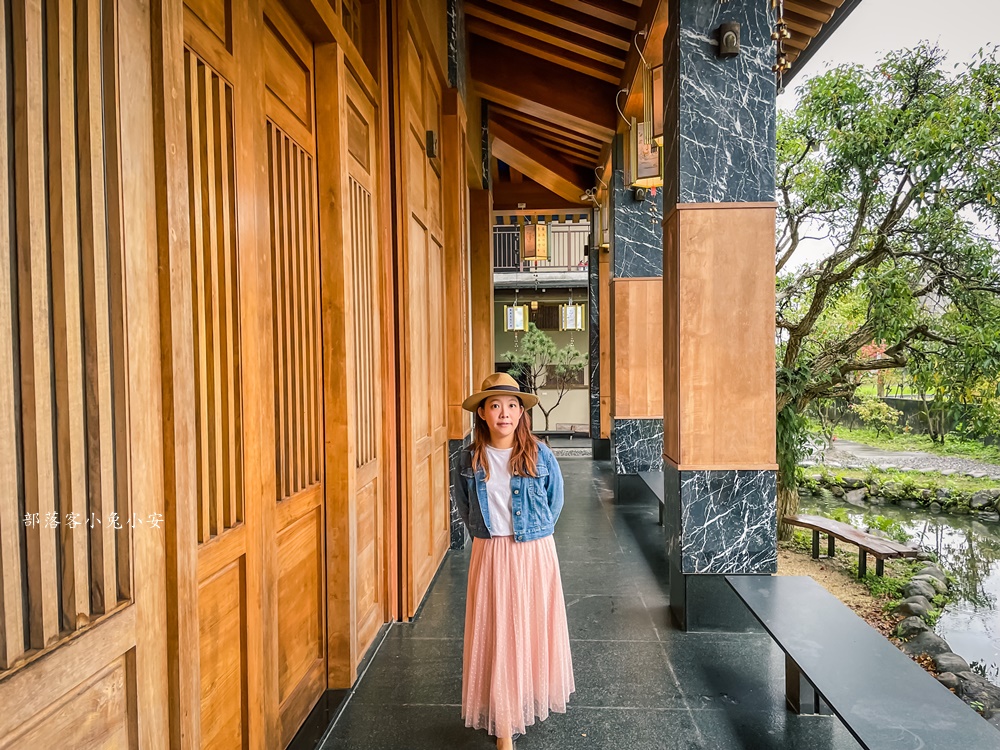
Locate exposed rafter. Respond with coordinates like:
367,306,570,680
490,120,589,204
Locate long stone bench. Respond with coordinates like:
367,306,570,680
637,470,663,525
727,575,999,749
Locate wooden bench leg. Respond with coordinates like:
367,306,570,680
876,558,885,577
812,530,820,559
827,534,835,558
858,550,867,578
785,653,802,714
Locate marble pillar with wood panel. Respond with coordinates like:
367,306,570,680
661,0,778,632
608,138,665,478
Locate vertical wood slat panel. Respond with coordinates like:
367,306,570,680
13,0,61,648
350,177,377,467
214,73,240,529
186,50,211,544
78,0,119,615
47,0,90,631
280,132,294,498
198,59,223,539
185,47,242,542
289,140,302,493
268,122,321,499
102,0,132,603
269,123,288,501
0,0,26,669
302,150,315,486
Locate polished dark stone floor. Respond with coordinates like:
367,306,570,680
319,459,862,749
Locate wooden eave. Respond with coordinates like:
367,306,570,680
467,0,858,202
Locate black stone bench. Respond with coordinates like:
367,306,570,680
784,514,920,577
727,575,999,749
637,470,664,525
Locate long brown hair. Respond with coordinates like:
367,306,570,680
471,399,539,479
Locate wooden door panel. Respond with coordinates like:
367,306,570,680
399,13,449,618
276,498,325,717
344,71,387,663
1,657,132,749
199,561,247,750
0,0,159,744
263,2,325,742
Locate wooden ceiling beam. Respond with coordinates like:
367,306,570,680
467,20,620,84
547,0,639,28
492,179,588,211
472,39,618,143
490,120,590,203
472,0,631,51
465,0,626,70
490,106,605,151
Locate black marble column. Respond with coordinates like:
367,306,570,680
609,139,665,478
662,0,778,632
446,0,467,100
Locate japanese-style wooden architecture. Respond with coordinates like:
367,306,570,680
0,0,854,746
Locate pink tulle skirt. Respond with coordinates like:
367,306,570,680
462,534,575,738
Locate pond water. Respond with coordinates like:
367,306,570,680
801,496,1000,683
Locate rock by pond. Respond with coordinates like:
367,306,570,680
901,630,952,657
896,616,929,638
894,596,934,619
903,579,938,600
935,652,972,674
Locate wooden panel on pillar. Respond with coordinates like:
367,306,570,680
469,189,494,388
668,204,777,469
612,278,663,419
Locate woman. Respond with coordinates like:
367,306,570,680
454,372,575,749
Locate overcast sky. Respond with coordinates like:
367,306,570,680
777,0,1000,269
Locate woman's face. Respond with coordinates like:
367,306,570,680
478,395,524,442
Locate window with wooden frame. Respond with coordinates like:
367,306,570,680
341,0,363,50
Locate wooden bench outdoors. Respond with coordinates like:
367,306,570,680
783,514,919,577
727,575,999,749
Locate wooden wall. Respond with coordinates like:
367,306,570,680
612,278,664,419
663,204,777,469
1,0,473,745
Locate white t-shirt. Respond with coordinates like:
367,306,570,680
484,445,514,537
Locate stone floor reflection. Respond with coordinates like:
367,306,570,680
310,459,862,750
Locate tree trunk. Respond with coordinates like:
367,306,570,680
776,468,798,542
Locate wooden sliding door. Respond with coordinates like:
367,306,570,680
395,3,451,619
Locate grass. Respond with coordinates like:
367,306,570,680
833,425,1000,466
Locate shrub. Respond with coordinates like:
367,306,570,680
850,396,903,438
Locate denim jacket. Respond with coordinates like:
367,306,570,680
453,441,565,542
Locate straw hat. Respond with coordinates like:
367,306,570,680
462,372,538,412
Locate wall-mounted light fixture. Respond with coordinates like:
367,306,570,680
716,22,740,57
